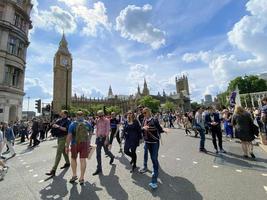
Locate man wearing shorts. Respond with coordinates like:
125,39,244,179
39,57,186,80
65,111,92,185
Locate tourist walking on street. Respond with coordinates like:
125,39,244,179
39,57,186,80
0,124,5,159
45,110,71,177
183,113,192,135
232,106,256,158
205,107,226,154
261,97,267,136
29,118,40,147
222,109,234,139
195,108,207,153
142,107,164,189
93,110,115,176
3,122,16,157
109,112,122,153
122,111,142,173
65,111,92,185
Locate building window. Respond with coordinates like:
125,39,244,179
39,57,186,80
7,35,25,59
14,13,27,32
4,66,21,88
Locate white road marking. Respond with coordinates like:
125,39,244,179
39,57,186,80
236,169,242,173
33,174,38,177
22,162,27,165
26,165,30,168
20,160,24,162
29,169,33,172
262,174,267,177
161,155,165,158
213,165,219,168
137,151,140,153
53,195,60,199
264,186,267,193
193,161,198,164
176,158,181,161
38,180,44,183
43,160,46,162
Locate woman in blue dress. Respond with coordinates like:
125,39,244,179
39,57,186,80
222,109,234,139
122,111,142,173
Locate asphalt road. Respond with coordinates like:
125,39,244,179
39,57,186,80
0,128,267,200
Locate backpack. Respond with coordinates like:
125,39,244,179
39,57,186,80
74,122,89,144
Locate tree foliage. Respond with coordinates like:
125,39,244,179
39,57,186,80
106,106,121,114
190,102,201,111
138,96,160,113
163,101,175,111
228,75,267,94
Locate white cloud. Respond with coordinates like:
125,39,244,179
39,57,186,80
182,0,267,98
24,78,52,99
64,1,111,36
32,1,77,34
72,86,104,98
58,0,86,6
116,4,166,49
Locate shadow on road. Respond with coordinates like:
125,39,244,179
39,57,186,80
99,164,128,200
69,182,102,200
39,168,69,200
131,167,203,200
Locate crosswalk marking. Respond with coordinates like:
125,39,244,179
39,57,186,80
236,169,242,173
25,165,30,168
213,165,219,168
193,161,198,164
161,155,165,158
33,174,38,177
262,174,267,177
264,186,267,193
38,180,44,183
176,158,181,161
29,169,33,172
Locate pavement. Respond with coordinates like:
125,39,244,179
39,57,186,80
0,128,267,200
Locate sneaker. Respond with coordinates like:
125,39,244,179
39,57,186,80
109,156,114,165
60,163,70,169
149,182,158,189
139,167,148,174
92,170,102,176
219,149,227,154
45,170,55,176
250,153,256,158
199,148,207,153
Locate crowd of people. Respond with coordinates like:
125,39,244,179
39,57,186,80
0,96,266,188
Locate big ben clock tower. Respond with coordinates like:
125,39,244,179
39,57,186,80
53,33,72,114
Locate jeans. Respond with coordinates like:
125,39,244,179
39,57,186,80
143,142,148,168
95,137,114,171
263,122,267,136
124,145,137,166
52,136,69,171
196,126,205,150
146,142,159,184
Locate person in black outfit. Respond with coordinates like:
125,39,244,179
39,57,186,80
29,119,40,147
122,111,142,173
205,107,226,154
109,112,122,153
45,110,71,176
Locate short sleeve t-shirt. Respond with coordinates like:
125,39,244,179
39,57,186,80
68,120,92,145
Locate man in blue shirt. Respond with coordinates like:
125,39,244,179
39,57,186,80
65,111,92,185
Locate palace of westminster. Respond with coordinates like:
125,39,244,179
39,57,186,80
0,0,190,122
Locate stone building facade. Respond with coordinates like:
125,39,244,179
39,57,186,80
0,0,32,122
53,35,191,114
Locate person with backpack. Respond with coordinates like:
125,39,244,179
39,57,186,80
92,110,115,176
65,111,92,185
142,107,164,189
45,110,71,177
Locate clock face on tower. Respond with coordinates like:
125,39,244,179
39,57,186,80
60,56,68,66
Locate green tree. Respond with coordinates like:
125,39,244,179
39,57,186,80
163,101,175,111
106,106,121,114
228,75,267,94
138,96,160,113
190,102,201,111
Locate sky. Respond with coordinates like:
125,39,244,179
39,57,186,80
23,0,267,111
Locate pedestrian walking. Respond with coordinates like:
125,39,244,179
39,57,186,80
29,118,40,147
92,110,115,176
0,124,5,159
183,113,192,135
195,108,207,153
45,110,71,177
205,107,226,154
65,111,93,185
232,106,256,158
109,112,122,153
142,107,164,189
122,111,142,173
3,122,16,157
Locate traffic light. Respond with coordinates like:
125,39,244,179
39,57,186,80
35,99,41,113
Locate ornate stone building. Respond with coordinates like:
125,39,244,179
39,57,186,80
0,0,32,122
53,35,191,114
52,33,72,114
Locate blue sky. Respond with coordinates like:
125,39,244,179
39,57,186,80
23,0,267,111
